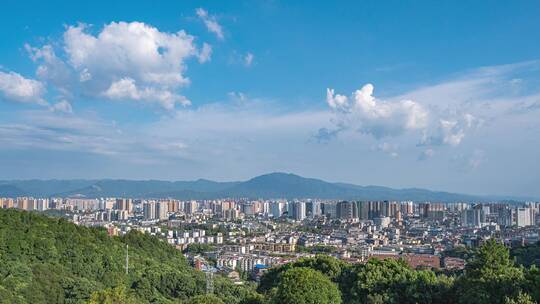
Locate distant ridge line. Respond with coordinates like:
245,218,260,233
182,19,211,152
0,172,535,202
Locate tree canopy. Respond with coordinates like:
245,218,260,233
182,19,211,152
1,209,540,304
269,267,342,304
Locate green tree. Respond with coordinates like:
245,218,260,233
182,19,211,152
522,265,540,303
87,287,139,304
0,209,251,304
269,267,342,304
342,258,452,304
187,294,225,304
259,255,346,293
455,239,526,304
504,291,535,304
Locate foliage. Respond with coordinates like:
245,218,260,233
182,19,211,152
186,294,225,304
268,267,342,304
341,258,453,304
184,243,216,255
87,287,139,304
258,242,539,304
0,209,255,304
258,255,346,293
504,291,535,304
3,209,540,304
511,241,540,268
454,239,526,304
442,245,476,262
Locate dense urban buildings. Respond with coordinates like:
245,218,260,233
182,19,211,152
1,195,539,278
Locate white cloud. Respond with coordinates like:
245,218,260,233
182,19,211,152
0,71,47,105
420,113,482,147
103,77,190,109
103,78,140,100
63,22,200,86
326,83,428,138
26,44,73,95
24,21,209,110
196,8,224,40
244,52,254,66
50,100,73,113
198,43,212,63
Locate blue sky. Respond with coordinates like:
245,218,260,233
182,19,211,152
1,0,540,197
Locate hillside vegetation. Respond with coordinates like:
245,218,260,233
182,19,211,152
0,209,256,304
1,209,540,304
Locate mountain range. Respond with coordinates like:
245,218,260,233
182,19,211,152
0,172,534,202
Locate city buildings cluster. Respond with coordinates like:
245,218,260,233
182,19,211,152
1,195,539,281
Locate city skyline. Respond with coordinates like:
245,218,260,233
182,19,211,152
1,1,540,197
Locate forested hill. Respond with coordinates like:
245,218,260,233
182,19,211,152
0,209,257,304
2,209,540,304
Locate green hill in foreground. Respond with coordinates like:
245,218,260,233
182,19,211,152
1,209,540,304
0,209,256,304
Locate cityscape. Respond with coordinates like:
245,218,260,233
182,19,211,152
1,0,540,303
1,193,539,279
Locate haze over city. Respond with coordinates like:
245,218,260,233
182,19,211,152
1,1,540,197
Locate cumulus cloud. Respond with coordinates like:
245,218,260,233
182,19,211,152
24,21,209,110
326,83,428,138
103,77,190,109
196,8,224,40
0,71,47,105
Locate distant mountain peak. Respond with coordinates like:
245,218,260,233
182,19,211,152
0,173,533,201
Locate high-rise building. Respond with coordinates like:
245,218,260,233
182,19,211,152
420,203,446,220
115,198,132,213
287,201,295,218
322,202,337,218
461,205,484,228
156,201,168,220
1,198,15,209
356,201,369,220
337,201,356,220
513,207,532,227
400,201,414,216
294,202,306,221
17,197,30,210
271,201,285,218
309,201,322,217
143,201,156,220
167,200,179,213
35,199,49,211
186,200,198,214
497,207,513,227
368,201,383,219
